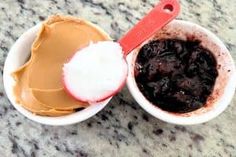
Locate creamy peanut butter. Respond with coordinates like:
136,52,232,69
12,15,109,116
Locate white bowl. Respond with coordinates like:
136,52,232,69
127,20,236,125
3,23,111,126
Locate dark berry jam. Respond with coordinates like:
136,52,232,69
135,39,218,113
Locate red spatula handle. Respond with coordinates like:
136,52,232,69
118,0,180,56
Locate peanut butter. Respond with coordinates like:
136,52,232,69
12,15,109,116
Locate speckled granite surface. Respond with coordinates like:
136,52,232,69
0,0,236,156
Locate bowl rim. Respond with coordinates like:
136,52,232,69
126,19,236,125
3,20,111,126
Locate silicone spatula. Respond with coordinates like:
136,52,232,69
63,0,180,103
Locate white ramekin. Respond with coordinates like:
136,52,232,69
126,20,236,125
3,22,111,126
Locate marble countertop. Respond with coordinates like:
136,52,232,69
0,0,236,156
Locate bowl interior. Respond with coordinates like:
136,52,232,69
3,23,111,126
127,20,236,125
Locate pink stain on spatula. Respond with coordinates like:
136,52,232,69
63,0,180,103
